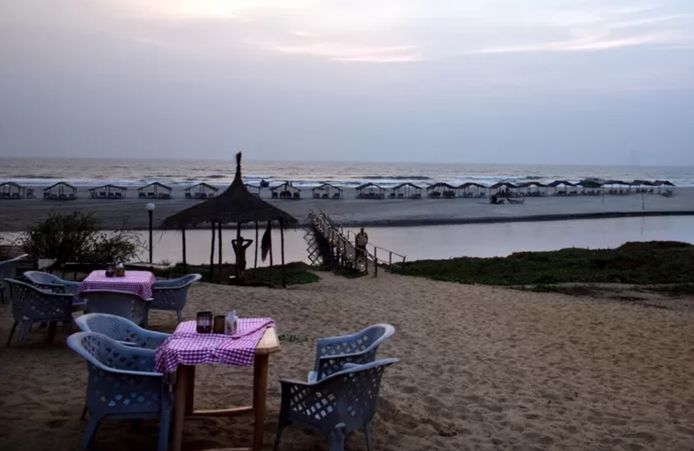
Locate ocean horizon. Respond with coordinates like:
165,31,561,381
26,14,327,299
2,157,693,188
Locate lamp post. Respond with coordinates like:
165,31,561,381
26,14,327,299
146,202,155,264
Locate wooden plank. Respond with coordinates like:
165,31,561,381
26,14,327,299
190,406,253,417
252,353,269,451
255,327,280,355
172,365,194,451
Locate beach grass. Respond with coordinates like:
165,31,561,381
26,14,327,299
392,241,694,286
161,261,320,286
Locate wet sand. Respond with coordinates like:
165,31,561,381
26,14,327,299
0,271,693,450
0,186,692,231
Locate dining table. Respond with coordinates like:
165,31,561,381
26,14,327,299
77,269,156,299
155,318,281,451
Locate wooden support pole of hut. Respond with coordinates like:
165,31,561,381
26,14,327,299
218,222,223,283
209,222,216,282
236,221,242,280
280,221,286,288
269,222,274,286
181,228,187,272
254,221,259,269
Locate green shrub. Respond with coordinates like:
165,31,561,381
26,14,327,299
17,212,141,266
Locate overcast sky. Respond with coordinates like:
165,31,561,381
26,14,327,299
1,0,693,165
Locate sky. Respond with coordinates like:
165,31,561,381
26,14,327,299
0,0,693,165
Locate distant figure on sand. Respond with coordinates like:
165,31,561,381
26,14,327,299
355,228,368,262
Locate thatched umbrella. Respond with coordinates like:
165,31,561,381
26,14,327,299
161,153,297,286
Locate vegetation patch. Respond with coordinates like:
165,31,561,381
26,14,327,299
161,261,320,286
17,212,141,266
392,241,694,286
640,284,694,297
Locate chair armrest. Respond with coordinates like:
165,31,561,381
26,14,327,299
107,368,165,378
317,349,371,362
279,377,314,387
34,281,65,291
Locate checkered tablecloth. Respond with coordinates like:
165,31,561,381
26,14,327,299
154,318,275,374
78,270,156,299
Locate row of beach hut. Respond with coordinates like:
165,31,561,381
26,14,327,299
0,179,676,201
350,179,676,200
0,181,222,201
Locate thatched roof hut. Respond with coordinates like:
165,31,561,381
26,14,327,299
89,184,127,199
138,182,172,199
43,182,77,200
161,153,297,286
427,182,457,198
355,183,385,199
312,183,343,199
457,182,487,197
390,183,422,199
0,182,30,200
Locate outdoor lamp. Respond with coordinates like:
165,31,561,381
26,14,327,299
146,203,155,264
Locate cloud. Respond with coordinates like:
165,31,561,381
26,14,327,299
470,32,678,54
270,42,422,63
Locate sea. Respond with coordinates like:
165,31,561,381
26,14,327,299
1,158,693,188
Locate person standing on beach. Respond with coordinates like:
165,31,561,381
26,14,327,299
355,227,369,261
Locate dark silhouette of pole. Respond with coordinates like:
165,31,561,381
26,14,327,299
148,210,153,264
146,203,155,264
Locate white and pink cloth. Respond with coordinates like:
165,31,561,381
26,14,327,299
154,318,275,374
78,270,156,299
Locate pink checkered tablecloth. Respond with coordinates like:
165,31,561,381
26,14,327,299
78,270,156,299
154,318,275,374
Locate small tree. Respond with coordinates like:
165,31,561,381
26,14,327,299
18,212,142,266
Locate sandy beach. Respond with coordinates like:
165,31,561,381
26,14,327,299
1,271,693,450
0,186,693,232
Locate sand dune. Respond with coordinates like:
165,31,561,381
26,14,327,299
1,271,693,450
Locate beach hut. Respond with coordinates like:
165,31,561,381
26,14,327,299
245,183,262,197
312,183,343,199
576,179,603,196
515,181,546,197
43,182,77,201
653,180,675,196
355,183,385,199
602,180,629,195
0,182,31,200
162,153,298,286
458,182,488,198
389,183,422,199
547,180,576,196
185,183,218,200
271,182,301,200
426,182,457,199
138,182,172,199
89,184,127,199
489,182,518,197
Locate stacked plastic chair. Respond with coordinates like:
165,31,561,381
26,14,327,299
75,313,170,349
0,254,26,303
309,324,395,382
4,278,76,346
275,324,397,451
81,289,149,327
68,331,172,450
150,273,201,322
274,358,399,451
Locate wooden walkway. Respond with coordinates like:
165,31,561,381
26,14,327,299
305,211,406,275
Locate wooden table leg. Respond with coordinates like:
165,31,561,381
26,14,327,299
185,366,196,415
172,365,193,451
252,354,269,451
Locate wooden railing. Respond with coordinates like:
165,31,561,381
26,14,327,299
307,210,406,275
